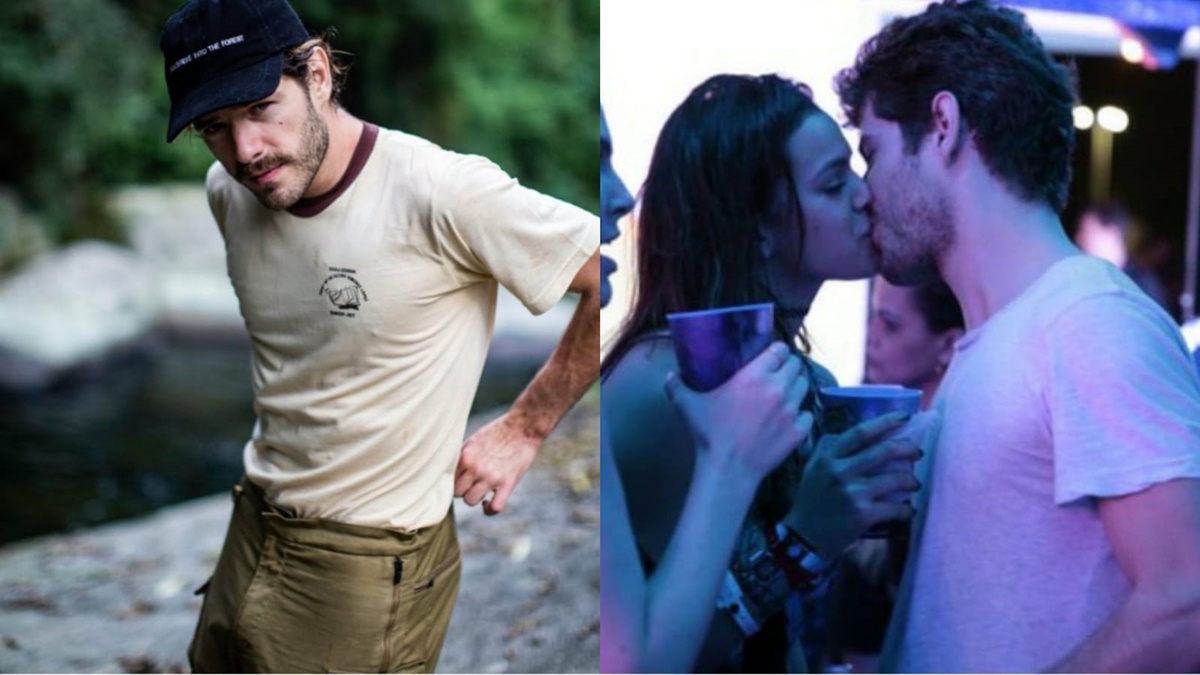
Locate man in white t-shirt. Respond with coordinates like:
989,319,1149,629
836,0,1200,672
159,1,599,672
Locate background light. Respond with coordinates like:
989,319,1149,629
1119,36,1146,63
1073,105,1095,130
1097,105,1130,132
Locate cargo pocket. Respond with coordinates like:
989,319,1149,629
234,529,396,674
187,574,222,672
388,550,462,673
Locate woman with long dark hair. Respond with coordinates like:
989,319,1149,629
602,106,835,674
602,74,921,672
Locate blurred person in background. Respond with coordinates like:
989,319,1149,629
603,74,923,672
1074,202,1172,315
838,0,1200,671
160,0,599,671
865,277,964,409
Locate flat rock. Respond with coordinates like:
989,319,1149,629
0,241,159,390
112,185,240,338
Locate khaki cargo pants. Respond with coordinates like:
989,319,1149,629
188,478,462,673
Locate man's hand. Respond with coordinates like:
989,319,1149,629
454,247,601,516
454,413,542,515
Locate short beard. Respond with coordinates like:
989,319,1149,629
877,177,954,286
241,94,330,211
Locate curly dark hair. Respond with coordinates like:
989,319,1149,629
601,73,821,378
835,0,1077,211
282,30,353,105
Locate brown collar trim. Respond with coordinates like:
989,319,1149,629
287,122,380,218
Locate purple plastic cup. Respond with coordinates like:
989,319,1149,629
817,385,922,538
666,303,775,392
816,385,921,435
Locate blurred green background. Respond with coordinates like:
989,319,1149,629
0,0,599,272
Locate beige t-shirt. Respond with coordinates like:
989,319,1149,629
207,125,596,531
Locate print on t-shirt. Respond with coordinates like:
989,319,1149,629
319,266,369,318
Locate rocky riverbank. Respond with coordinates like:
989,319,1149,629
0,391,600,674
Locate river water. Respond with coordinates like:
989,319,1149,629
0,338,535,545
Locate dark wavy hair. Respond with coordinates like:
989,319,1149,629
601,73,822,378
835,0,1077,211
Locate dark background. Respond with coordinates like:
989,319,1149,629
1062,54,1197,320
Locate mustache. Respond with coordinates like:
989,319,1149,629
236,156,288,182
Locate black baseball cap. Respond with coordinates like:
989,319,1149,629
160,0,309,142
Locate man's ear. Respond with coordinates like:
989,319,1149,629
937,327,964,368
929,91,966,163
306,47,334,111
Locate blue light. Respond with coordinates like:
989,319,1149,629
1008,0,1200,30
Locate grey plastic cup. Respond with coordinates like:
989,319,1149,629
817,385,922,538
666,303,775,392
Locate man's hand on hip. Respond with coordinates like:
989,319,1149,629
454,413,542,515
455,247,602,517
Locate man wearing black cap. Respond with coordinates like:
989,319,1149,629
160,1,599,672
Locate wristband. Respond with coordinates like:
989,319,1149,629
716,571,761,636
766,522,828,591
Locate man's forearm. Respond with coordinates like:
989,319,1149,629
506,286,600,440
1048,585,1200,673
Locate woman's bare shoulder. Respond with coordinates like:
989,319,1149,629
603,337,676,399
601,335,699,559
602,336,683,461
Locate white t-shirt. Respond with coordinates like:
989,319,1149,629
883,255,1200,673
207,124,596,531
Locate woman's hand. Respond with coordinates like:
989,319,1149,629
664,342,814,488
787,412,922,558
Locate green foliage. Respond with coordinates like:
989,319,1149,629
292,0,598,211
0,0,598,266
0,0,213,254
